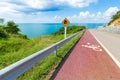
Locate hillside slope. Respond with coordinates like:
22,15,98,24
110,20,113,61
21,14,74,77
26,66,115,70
108,11,120,26
108,18,120,26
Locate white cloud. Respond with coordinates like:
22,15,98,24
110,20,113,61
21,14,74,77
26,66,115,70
104,7,119,17
0,1,25,14
0,0,97,10
54,0,97,8
54,15,62,21
68,0,97,8
0,2,17,13
21,0,50,9
0,0,119,23
0,0,98,23
20,0,98,9
69,7,119,23
79,11,91,18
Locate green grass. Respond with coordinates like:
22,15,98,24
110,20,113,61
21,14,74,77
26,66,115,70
0,35,64,69
0,29,85,80
0,31,85,69
16,31,84,80
53,25,86,35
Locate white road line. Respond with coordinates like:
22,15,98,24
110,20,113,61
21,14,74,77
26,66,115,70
90,30,120,68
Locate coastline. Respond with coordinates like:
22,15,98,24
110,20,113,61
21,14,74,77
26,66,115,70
18,23,105,38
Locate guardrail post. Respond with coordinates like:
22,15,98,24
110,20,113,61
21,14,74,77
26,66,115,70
54,46,58,56
0,31,81,80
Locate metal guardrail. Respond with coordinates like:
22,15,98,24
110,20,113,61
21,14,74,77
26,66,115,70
97,26,120,33
0,31,82,80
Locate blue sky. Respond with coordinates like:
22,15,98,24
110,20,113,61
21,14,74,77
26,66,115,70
0,0,120,23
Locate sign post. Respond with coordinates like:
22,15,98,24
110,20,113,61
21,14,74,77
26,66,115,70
64,26,67,39
62,18,70,39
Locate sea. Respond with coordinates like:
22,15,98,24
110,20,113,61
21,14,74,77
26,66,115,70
18,23,106,38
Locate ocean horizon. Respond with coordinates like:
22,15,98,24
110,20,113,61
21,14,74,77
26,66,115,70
18,23,106,38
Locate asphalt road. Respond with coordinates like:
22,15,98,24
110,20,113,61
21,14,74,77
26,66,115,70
90,29,120,68
54,30,120,80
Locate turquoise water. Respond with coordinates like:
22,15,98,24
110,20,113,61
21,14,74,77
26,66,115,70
18,23,105,38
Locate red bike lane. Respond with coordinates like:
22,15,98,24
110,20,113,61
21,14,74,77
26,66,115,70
54,30,120,80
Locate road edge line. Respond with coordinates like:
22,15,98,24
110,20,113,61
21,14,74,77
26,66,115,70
89,30,120,68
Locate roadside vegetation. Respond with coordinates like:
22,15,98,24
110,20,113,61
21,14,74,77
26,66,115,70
17,32,84,80
53,25,86,35
0,19,27,39
108,10,120,25
0,19,86,80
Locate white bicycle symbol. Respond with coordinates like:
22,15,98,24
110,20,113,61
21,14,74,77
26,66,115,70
82,42,102,52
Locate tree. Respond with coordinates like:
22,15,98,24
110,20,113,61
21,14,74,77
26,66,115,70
4,21,20,34
112,11,120,20
0,27,8,39
0,18,4,24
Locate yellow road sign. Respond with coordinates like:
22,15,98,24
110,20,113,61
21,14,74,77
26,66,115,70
62,18,70,27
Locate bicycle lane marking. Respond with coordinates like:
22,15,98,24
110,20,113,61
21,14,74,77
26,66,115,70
81,42,102,52
90,30,120,68
54,30,120,80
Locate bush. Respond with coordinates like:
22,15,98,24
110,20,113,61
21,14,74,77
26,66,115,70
18,34,28,39
4,21,20,34
53,25,86,35
0,39,27,55
0,27,8,39
0,20,28,40
108,10,120,25
0,18,4,24
112,11,120,20
10,34,28,39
